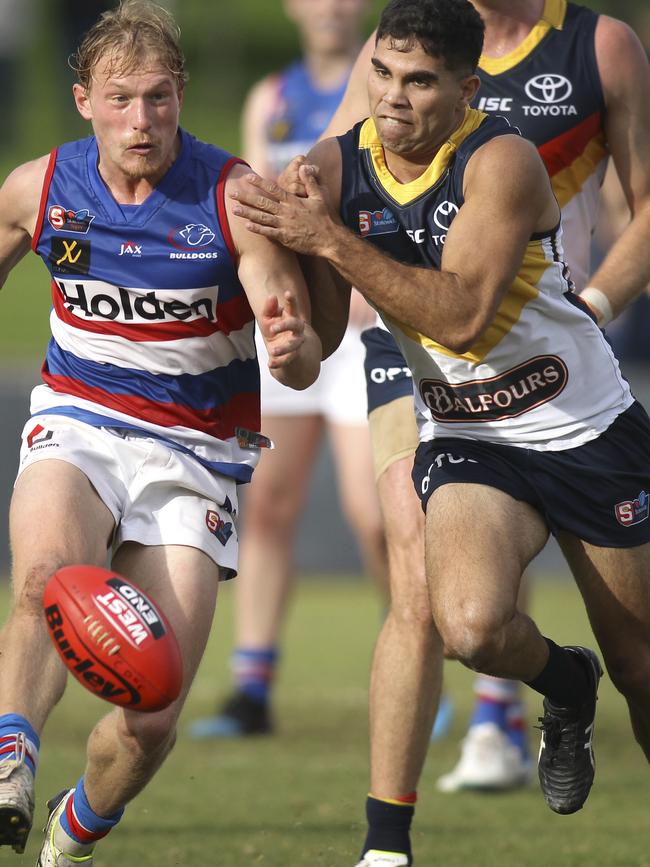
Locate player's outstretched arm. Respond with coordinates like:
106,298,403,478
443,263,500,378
582,16,650,323
224,164,321,390
248,140,353,359
230,135,557,352
0,156,49,289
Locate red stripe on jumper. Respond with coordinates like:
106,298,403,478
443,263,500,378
32,149,58,252
538,111,603,178
41,370,261,440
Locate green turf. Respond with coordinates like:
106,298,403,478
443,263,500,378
2,576,648,867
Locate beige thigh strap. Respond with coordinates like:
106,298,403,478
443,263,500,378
368,395,419,481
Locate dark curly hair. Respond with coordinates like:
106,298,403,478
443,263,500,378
377,0,485,73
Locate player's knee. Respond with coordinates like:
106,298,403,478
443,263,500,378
121,708,178,757
14,559,68,615
438,606,504,670
244,485,301,537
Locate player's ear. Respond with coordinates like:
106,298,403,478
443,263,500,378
459,73,480,107
73,83,93,121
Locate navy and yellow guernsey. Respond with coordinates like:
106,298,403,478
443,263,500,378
338,108,631,450
475,0,606,292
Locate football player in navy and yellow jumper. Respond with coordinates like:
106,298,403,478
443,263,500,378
230,0,650,864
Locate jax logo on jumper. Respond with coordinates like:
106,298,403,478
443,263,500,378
119,240,142,257
615,491,649,527
168,223,219,259
359,208,398,237
48,205,95,234
206,510,234,546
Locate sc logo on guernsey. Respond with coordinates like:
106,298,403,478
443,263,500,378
406,201,459,246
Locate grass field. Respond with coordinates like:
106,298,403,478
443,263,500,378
2,575,648,867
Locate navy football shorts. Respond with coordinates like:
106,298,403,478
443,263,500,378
412,401,650,548
362,326,413,414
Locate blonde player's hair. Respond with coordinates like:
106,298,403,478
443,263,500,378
70,0,187,91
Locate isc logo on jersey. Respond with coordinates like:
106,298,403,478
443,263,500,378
476,97,513,113
615,491,650,527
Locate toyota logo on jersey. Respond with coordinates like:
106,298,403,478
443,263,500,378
433,201,459,231
524,74,573,104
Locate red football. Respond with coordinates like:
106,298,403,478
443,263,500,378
43,565,183,712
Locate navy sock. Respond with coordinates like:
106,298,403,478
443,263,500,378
525,639,592,707
361,795,414,864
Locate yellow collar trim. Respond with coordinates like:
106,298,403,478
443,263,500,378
359,107,486,206
479,0,567,77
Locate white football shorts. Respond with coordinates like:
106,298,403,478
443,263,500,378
257,324,367,424
16,415,240,579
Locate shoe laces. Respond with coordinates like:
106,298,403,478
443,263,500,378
14,732,26,765
0,732,27,780
536,714,563,752
537,709,583,762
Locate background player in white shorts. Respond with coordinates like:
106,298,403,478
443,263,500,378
189,0,387,739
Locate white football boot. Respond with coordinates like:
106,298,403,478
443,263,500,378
355,851,410,866
37,790,95,866
436,721,532,792
0,733,35,853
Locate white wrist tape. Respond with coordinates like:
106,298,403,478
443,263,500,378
580,287,613,326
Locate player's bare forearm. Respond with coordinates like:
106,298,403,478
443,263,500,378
299,255,351,359
320,223,473,349
231,170,474,349
585,199,650,322
589,15,650,321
